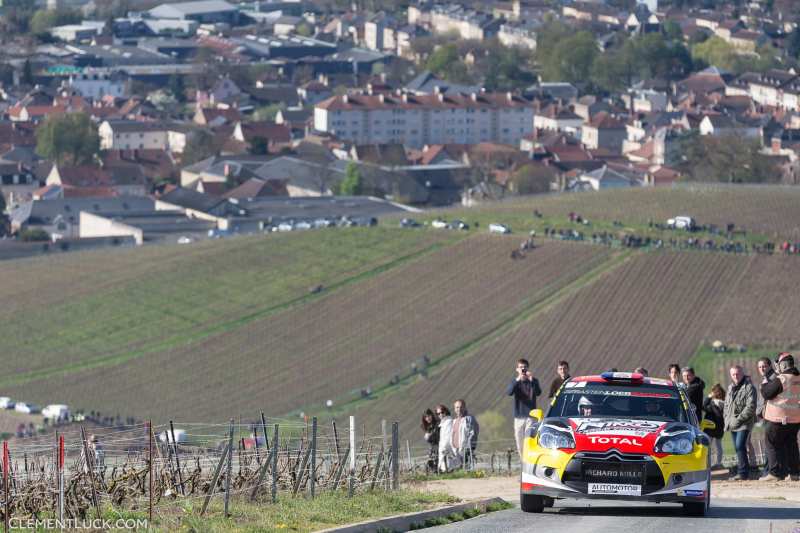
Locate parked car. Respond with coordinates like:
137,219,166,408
667,216,696,230
158,429,187,444
431,219,448,229
294,221,313,230
489,223,512,234
314,218,335,228
177,236,193,244
400,218,421,228
0,397,14,409
276,222,294,232
449,220,469,230
42,404,70,421
14,402,41,414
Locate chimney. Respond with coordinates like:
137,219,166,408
402,93,408,103
433,85,441,95
224,163,232,177
378,93,385,103
367,83,374,95
772,136,782,154
438,93,444,103
471,92,477,102
342,94,349,103
507,92,513,102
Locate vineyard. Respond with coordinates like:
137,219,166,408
347,250,800,438
6,237,614,422
423,185,800,241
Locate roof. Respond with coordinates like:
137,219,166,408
586,112,625,129
404,71,480,95
54,166,113,188
317,92,532,111
223,177,286,199
581,165,635,184
149,1,237,18
159,187,228,213
12,196,155,227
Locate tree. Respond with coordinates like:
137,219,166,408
29,9,81,36
254,103,285,122
296,22,312,37
425,43,471,83
22,59,34,86
338,162,363,195
679,132,779,184
182,129,217,166
167,73,186,103
509,164,556,195
540,31,597,84
251,137,269,155
35,113,99,166
663,20,684,42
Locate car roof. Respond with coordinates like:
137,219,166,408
568,375,677,388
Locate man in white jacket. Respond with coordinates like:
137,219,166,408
452,399,480,469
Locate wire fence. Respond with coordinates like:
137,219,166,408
0,416,405,527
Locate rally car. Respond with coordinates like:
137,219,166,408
521,372,715,516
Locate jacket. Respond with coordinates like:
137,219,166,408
507,377,542,418
452,414,479,453
685,376,705,420
762,368,800,425
702,396,724,439
724,376,756,432
756,369,777,419
548,375,569,398
438,416,455,472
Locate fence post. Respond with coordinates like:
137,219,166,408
249,444,277,501
391,423,399,490
332,420,341,464
200,443,231,516
270,424,279,504
224,419,234,518
4,441,10,533
169,421,186,496
58,435,64,526
292,446,311,496
406,439,412,471
80,426,101,519
148,421,153,524
348,416,355,498
507,449,512,473
310,417,317,499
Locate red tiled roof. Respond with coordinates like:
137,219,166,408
317,92,531,111
54,166,113,187
586,111,625,129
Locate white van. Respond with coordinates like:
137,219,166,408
159,429,187,444
42,404,70,421
489,223,512,234
667,216,695,230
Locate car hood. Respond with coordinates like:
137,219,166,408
559,418,692,454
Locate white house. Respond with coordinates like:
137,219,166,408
576,166,639,191
98,121,194,153
699,115,761,139
68,71,128,99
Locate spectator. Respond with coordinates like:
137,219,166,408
451,399,479,469
724,365,757,480
548,361,570,398
668,364,684,388
436,405,455,473
760,353,800,481
634,367,649,376
507,358,542,459
421,409,440,473
682,367,705,420
756,356,778,477
703,384,726,470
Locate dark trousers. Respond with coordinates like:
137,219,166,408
731,429,751,478
765,421,800,478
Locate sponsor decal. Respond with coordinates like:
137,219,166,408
573,419,663,437
648,378,671,386
678,489,706,498
587,483,642,496
565,381,587,388
587,436,643,447
631,392,674,398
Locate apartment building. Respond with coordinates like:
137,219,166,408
314,90,534,148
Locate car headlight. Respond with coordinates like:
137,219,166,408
655,434,694,455
537,425,575,450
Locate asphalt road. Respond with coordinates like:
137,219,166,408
426,499,800,533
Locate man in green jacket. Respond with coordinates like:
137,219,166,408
724,365,757,480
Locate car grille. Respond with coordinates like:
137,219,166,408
561,451,665,493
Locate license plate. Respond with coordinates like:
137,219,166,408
588,483,642,496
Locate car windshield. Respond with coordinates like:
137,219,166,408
548,380,688,423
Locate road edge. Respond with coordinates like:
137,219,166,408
318,497,510,533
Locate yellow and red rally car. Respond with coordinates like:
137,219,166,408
521,372,715,516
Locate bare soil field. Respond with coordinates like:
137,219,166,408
349,250,800,438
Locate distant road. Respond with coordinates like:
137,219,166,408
426,499,800,533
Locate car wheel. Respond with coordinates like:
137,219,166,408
682,502,706,517
520,493,544,513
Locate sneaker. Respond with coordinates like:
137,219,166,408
790,475,800,481
759,474,782,481
732,474,748,481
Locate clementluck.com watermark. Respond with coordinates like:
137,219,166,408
9,518,149,530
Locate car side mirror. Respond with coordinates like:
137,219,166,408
700,419,716,431
529,408,544,422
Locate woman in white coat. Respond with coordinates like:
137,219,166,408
436,405,457,472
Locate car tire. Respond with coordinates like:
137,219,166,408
682,502,707,517
520,493,544,513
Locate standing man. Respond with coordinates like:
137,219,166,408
724,365,757,480
756,356,778,478
760,353,800,481
682,367,705,421
507,358,541,459
548,361,570,398
451,399,479,469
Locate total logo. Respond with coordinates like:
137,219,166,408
587,436,643,447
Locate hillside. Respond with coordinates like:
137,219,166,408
4,186,800,437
